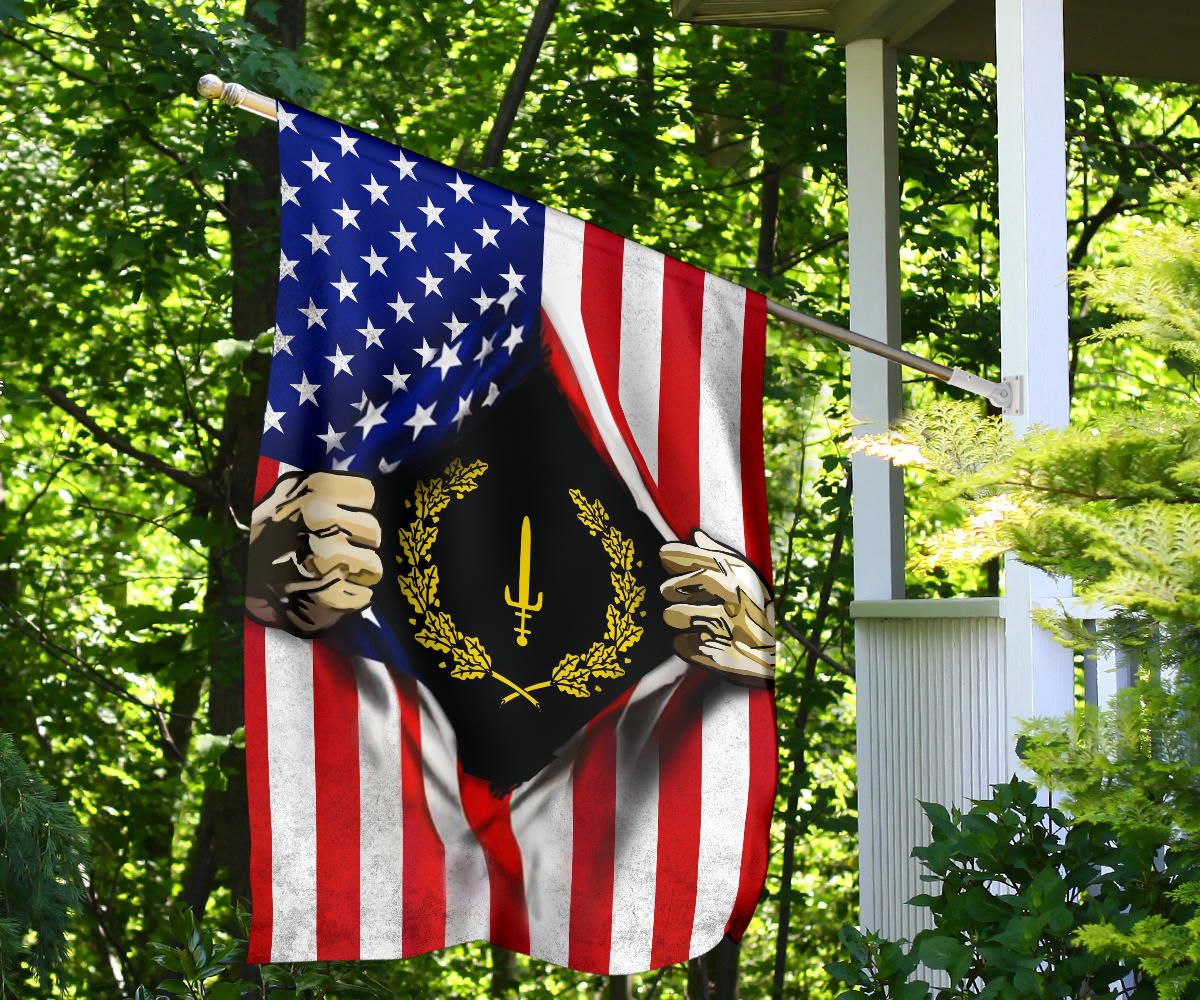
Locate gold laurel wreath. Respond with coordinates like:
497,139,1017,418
396,459,646,709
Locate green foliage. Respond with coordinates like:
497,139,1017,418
0,731,87,996
856,184,1200,620
0,0,1197,996
828,779,1157,1000
130,906,388,1000
1019,636,1200,1000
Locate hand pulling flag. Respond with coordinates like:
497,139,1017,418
243,101,777,974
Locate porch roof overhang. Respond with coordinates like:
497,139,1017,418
671,0,1200,84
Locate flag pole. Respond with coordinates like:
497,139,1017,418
196,74,1020,413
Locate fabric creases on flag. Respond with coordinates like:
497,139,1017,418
242,100,777,975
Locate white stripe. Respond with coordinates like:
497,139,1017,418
697,273,748,550
617,241,665,483
263,627,317,961
354,657,404,959
509,750,574,966
608,657,689,974
689,683,751,953
415,681,490,946
541,208,673,542
691,273,754,956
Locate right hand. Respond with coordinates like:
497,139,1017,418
246,471,383,636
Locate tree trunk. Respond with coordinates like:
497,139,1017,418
607,973,633,1000
478,0,560,170
490,944,518,996
180,0,306,918
755,32,788,277
770,484,850,1000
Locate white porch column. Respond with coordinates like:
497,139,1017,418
995,0,1075,769
846,38,904,600
847,37,905,936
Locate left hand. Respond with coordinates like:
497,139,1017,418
659,530,776,682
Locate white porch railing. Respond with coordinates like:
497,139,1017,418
852,597,1135,941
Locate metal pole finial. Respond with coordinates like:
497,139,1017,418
195,74,277,120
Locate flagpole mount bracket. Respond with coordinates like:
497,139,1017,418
947,369,1023,415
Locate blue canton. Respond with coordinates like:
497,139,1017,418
265,102,545,474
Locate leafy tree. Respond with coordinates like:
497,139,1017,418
0,0,1197,996
0,731,87,997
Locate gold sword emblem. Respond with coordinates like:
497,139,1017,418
503,515,543,647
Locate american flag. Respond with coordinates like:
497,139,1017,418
244,101,776,973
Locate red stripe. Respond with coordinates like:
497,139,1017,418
312,643,361,959
650,668,711,967
244,619,274,963
656,257,706,537
245,456,279,964
739,293,771,579
580,224,625,401
398,675,446,955
570,225,675,520
568,713,618,971
459,772,530,953
724,686,778,940
254,455,280,505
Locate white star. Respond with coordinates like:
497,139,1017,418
263,402,285,433
405,401,437,440
498,288,519,313
502,323,525,354
290,372,320,406
360,246,388,276
378,457,402,474
432,342,462,380
357,318,385,349
302,223,331,255
279,250,299,280
276,105,298,133
500,264,526,292
390,223,417,253
384,365,410,393
317,423,346,453
446,172,474,202
332,127,360,157
503,196,530,225
416,267,443,297
474,219,500,248
302,150,330,181
414,338,437,366
280,176,300,207
331,454,355,471
325,345,354,376
332,199,361,229
445,243,472,272
298,297,327,329
361,174,389,204
483,382,501,407
472,288,497,313
474,333,495,363
389,293,415,323
331,271,358,302
418,197,444,227
351,390,370,412
391,152,417,181
355,399,389,440
272,326,293,355
452,392,474,430
443,313,469,340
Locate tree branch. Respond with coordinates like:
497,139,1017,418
39,385,221,502
477,0,560,170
